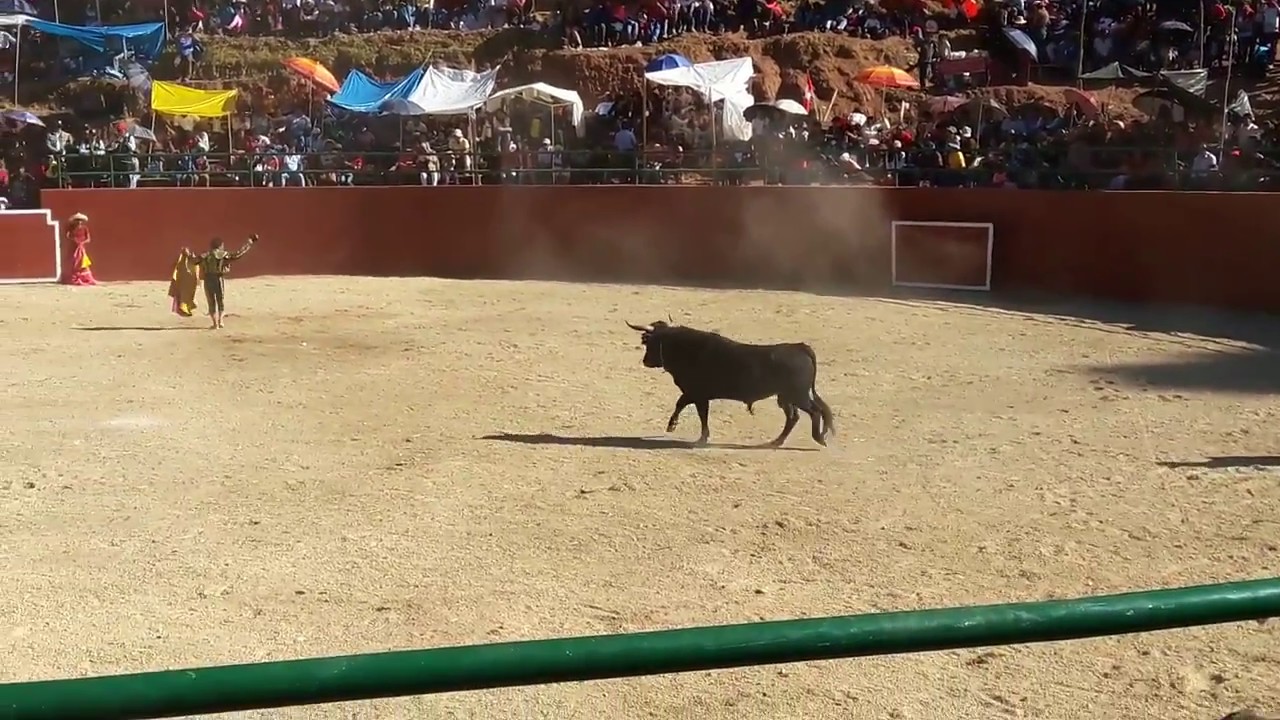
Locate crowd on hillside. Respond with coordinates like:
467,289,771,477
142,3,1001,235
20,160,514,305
3,84,1276,197
2,0,1280,205
981,0,1280,77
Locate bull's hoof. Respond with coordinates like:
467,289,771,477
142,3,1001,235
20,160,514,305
693,437,710,447
766,438,785,449
813,437,828,447
666,421,678,433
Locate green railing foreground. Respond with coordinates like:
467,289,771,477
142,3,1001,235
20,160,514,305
1,578,1277,720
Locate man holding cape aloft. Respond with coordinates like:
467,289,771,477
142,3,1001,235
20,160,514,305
183,235,258,330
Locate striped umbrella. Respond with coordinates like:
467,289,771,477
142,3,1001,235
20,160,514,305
282,57,341,94
853,66,920,90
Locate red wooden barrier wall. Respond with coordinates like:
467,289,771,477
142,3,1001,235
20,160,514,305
1,187,1273,313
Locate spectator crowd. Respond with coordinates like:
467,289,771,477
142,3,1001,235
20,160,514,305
2,0,1280,206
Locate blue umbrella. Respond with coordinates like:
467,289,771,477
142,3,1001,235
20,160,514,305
645,54,692,73
2,110,44,127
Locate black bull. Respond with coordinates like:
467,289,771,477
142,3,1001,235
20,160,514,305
627,321,836,447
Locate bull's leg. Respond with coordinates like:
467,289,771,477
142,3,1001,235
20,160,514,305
666,394,692,433
694,400,711,446
793,394,828,447
768,397,800,448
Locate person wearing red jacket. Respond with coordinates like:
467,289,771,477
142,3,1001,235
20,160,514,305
644,0,673,41
608,0,639,43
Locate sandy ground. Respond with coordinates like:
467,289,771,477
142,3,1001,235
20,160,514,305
1,276,1279,720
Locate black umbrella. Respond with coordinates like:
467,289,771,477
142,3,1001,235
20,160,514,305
125,124,157,142
960,97,1009,120
743,103,782,122
1159,20,1195,34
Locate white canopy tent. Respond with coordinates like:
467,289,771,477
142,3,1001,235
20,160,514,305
486,82,585,139
643,57,756,143
375,65,500,155
385,65,501,116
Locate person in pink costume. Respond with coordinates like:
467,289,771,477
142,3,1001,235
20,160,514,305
62,212,97,286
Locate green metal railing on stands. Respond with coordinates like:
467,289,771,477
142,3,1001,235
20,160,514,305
50,150,756,188
46,148,1264,190
0,578,1276,720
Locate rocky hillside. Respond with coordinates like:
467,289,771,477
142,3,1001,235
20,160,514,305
186,28,926,113
21,26,1280,122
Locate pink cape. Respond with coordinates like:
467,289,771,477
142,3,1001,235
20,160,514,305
63,232,97,286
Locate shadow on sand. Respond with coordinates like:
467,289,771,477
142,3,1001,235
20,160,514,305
481,433,819,452
1158,455,1280,470
74,325,203,332
1088,349,1280,395
868,287,1280,349
864,289,1280,396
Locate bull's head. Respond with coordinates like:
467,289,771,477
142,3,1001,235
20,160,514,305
627,320,671,368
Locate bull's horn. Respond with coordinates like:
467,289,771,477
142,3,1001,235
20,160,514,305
626,321,651,332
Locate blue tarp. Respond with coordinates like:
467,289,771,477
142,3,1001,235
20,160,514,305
26,19,166,60
328,68,424,113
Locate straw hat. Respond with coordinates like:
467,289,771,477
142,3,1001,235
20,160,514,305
69,212,88,223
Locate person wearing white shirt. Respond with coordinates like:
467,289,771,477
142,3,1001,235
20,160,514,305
1237,114,1261,150
281,150,306,186
1189,144,1218,189
46,122,70,156
446,128,471,181
884,139,907,175
124,151,141,188
1190,146,1218,174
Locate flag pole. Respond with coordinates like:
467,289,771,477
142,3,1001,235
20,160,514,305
13,24,20,105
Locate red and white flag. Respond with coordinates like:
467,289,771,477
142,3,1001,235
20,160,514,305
802,72,817,113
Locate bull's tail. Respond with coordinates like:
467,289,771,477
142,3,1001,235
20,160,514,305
812,389,835,439
801,344,836,439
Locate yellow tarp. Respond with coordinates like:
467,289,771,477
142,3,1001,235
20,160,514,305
151,81,239,117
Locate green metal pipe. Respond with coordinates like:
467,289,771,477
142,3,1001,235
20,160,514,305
2,578,1277,720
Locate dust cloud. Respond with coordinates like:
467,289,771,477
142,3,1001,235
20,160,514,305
488,185,893,294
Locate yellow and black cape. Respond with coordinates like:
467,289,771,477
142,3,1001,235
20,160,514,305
168,252,201,317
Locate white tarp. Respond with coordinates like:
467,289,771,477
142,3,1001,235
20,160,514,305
486,82,585,135
399,65,500,116
643,57,755,141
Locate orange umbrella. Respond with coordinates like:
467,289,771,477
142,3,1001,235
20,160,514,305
282,57,340,94
853,66,920,90
1064,87,1100,119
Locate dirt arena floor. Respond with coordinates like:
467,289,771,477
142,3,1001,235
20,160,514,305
2,276,1278,720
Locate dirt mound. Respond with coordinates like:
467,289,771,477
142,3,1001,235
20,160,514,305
175,28,922,111
30,27,1243,123
168,29,1185,121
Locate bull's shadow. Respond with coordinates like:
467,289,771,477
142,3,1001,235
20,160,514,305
481,433,818,452
1158,455,1280,470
